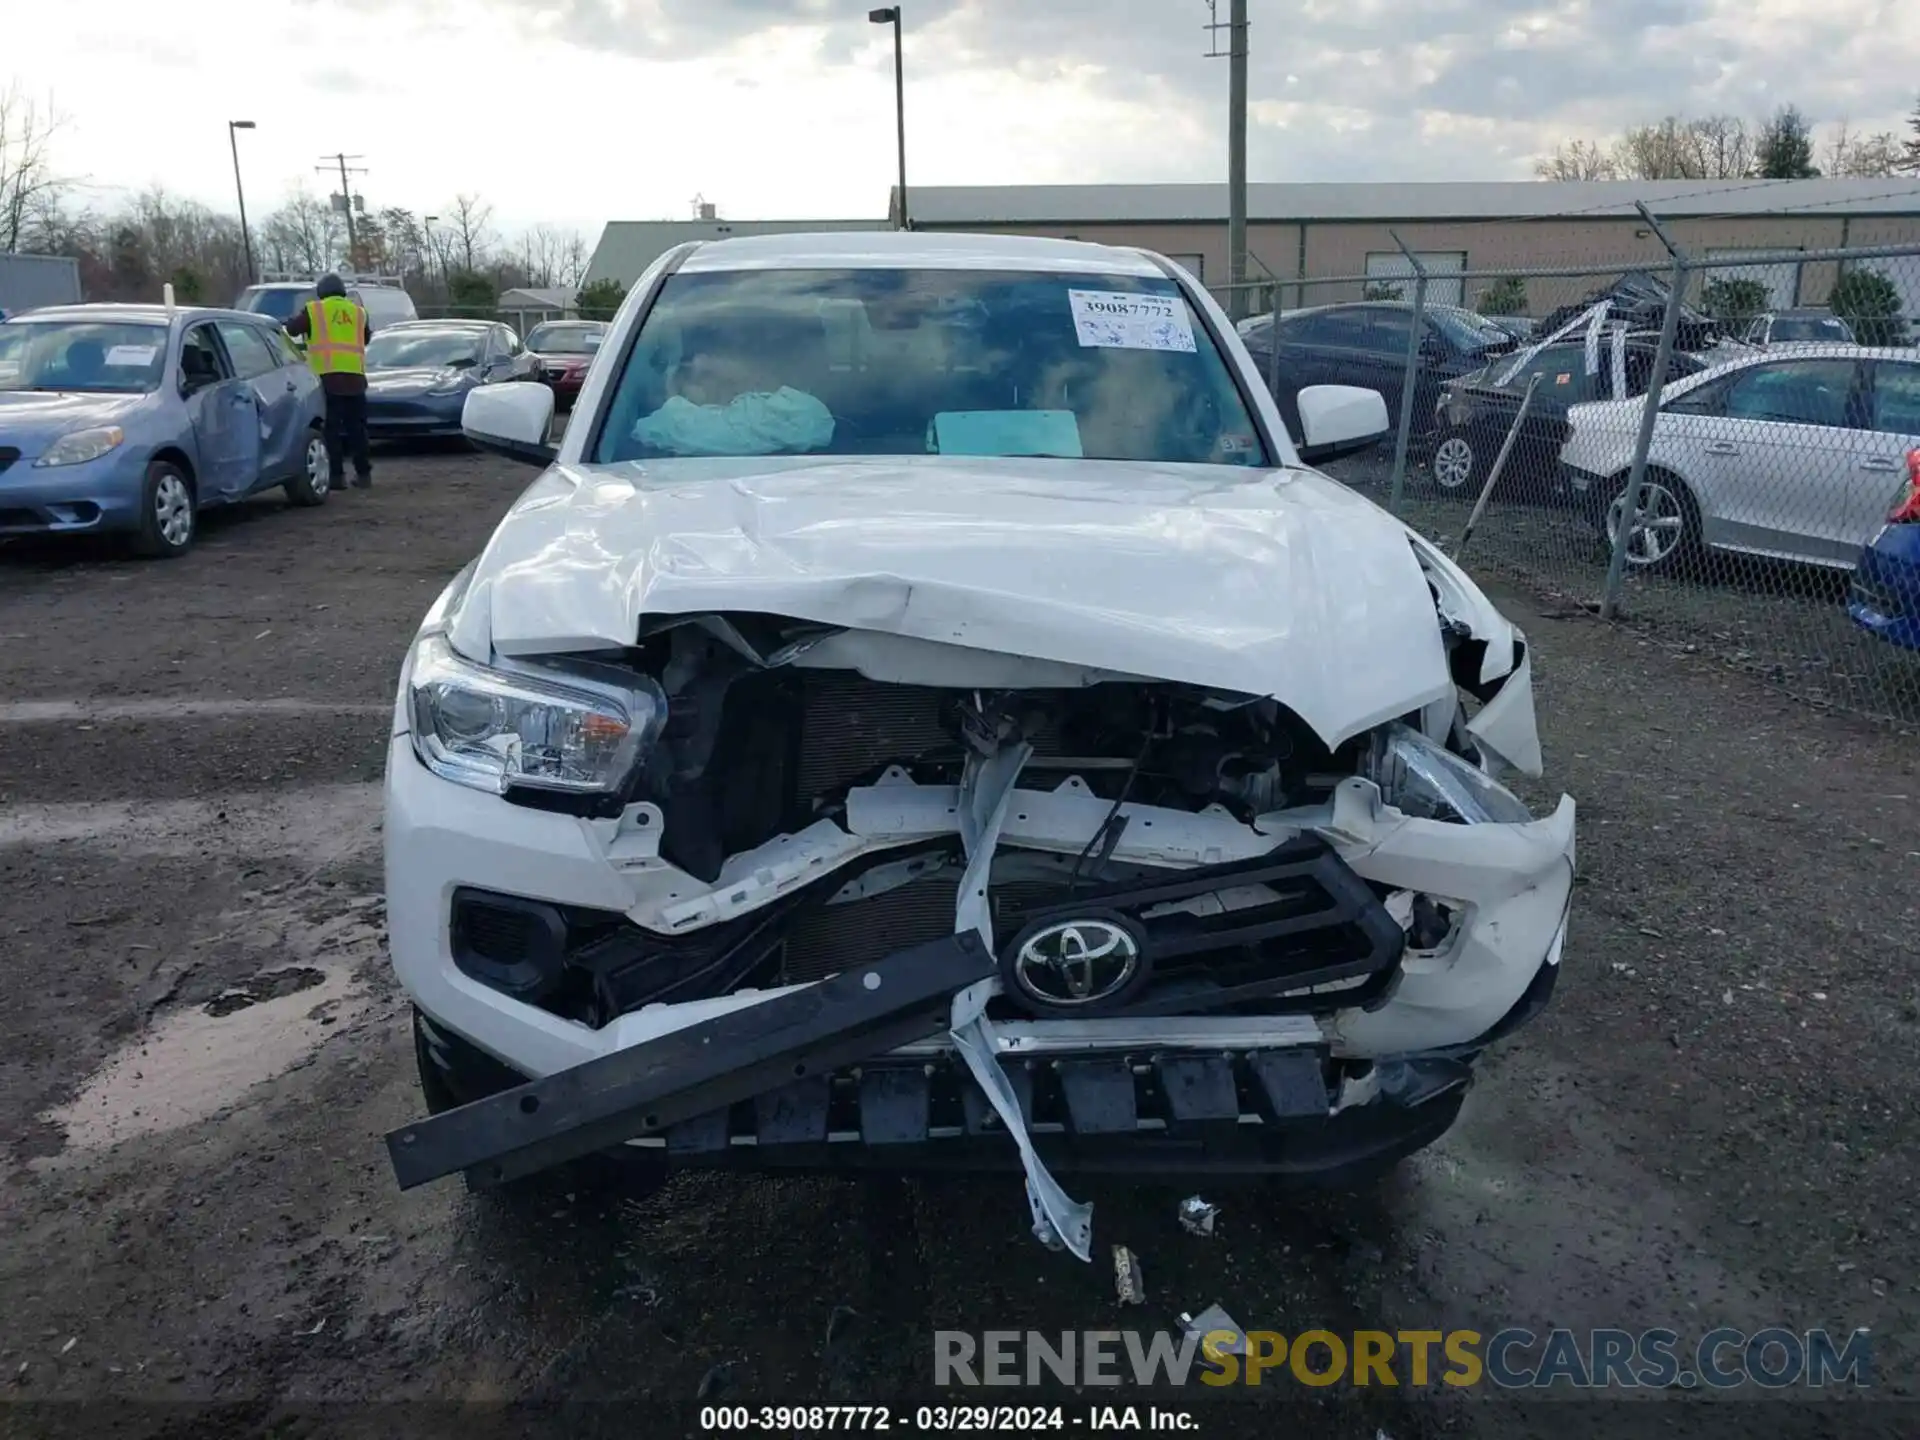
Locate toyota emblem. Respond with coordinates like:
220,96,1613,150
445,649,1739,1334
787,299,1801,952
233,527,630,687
1006,915,1147,1012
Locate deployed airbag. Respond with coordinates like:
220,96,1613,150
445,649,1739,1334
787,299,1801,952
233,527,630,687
632,387,835,457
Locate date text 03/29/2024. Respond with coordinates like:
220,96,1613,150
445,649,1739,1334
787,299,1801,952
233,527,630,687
698,1405,1196,1432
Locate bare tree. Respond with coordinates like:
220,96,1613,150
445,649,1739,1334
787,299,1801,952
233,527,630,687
557,229,590,288
1611,115,1755,180
447,193,494,273
0,85,71,252
1822,123,1905,178
1901,94,1920,174
260,191,342,274
1534,138,1618,180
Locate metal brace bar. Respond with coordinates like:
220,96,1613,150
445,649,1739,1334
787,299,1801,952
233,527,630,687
385,931,995,1191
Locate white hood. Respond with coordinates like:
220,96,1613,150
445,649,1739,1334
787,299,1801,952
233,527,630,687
450,456,1489,748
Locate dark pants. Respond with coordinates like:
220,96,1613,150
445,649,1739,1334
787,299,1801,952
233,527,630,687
323,390,372,484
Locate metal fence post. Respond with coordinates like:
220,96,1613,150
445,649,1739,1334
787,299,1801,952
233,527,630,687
1600,204,1687,621
1455,372,1542,559
1266,283,1281,406
1385,230,1428,516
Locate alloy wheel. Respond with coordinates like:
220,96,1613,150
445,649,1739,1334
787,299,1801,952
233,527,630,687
154,474,193,549
1605,480,1687,567
1432,435,1476,491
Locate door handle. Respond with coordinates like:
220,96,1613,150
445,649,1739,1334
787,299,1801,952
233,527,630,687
1704,441,1740,455
1858,458,1901,472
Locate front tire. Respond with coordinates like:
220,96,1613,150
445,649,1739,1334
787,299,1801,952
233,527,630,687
1427,428,1484,495
283,430,332,507
1602,470,1701,576
130,461,196,558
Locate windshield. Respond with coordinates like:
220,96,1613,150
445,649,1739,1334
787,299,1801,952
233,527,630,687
236,286,313,322
1772,314,1854,343
526,323,604,354
364,330,484,370
592,268,1270,468
0,320,169,394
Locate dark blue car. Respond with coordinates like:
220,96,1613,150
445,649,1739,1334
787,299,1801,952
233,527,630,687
1848,447,1920,652
0,304,330,557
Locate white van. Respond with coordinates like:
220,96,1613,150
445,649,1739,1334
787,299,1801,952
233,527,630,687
235,274,420,330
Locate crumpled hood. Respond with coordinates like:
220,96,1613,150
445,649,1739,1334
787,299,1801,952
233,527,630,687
452,456,1483,747
0,390,143,454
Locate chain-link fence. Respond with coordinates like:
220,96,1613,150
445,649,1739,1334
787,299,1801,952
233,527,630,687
1211,215,1920,726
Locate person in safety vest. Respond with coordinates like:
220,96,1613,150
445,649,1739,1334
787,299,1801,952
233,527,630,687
282,274,374,490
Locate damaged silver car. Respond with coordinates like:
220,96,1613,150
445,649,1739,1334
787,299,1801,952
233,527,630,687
381,232,1576,1261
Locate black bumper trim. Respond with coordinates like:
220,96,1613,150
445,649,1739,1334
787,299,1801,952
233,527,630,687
385,930,994,1191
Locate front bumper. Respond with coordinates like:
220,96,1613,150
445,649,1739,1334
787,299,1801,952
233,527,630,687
383,716,1576,1183
412,1004,1474,1185
365,390,467,438
0,446,150,535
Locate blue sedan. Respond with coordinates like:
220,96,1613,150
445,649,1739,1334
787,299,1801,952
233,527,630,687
0,304,330,558
1847,448,1920,652
363,319,541,440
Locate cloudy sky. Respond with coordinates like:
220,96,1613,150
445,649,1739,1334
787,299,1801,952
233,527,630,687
9,0,1918,243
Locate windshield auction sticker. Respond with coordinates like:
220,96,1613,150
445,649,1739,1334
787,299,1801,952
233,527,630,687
1068,290,1197,353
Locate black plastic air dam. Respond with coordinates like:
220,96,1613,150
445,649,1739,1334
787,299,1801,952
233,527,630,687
384,931,995,1192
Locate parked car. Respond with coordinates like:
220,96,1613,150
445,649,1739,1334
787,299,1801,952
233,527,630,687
362,320,540,440
0,304,331,557
1425,334,1710,499
236,275,419,330
1847,447,1920,651
378,231,1574,1252
1741,308,1857,349
1559,346,1920,573
522,319,609,410
1239,301,1519,444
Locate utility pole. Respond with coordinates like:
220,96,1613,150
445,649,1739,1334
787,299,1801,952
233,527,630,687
315,153,368,270
1205,0,1249,319
227,121,257,284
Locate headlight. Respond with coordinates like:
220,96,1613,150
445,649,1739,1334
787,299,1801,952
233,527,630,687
1366,722,1531,825
35,426,125,468
407,634,666,796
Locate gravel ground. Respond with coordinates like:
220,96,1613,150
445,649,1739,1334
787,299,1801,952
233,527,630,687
2,449,1916,1438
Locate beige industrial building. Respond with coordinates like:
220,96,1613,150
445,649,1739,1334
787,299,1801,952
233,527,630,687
586,178,1920,316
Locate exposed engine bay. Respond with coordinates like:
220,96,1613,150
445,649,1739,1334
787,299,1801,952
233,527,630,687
452,606,1544,1044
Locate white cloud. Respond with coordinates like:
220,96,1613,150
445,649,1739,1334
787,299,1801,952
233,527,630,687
7,0,1918,245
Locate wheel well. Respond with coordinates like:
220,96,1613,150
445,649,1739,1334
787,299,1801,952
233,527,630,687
150,447,197,498
1609,464,1696,509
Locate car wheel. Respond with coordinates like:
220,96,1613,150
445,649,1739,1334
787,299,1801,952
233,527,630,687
130,461,196,558
1603,470,1701,575
1428,429,1483,494
283,429,332,507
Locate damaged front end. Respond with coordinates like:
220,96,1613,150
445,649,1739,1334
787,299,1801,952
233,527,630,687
384,560,1574,1259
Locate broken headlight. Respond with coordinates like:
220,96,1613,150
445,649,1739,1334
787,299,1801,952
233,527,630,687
1366,722,1531,825
408,634,666,796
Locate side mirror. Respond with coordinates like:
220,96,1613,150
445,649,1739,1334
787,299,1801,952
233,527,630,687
1296,384,1390,464
463,381,557,467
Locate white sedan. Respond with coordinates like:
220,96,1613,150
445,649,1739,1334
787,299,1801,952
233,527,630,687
378,231,1575,1259
1560,344,1920,572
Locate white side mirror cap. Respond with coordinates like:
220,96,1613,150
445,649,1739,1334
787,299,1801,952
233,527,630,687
462,382,556,466
1296,384,1391,461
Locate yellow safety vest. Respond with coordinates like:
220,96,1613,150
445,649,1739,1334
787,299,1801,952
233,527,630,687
305,297,367,376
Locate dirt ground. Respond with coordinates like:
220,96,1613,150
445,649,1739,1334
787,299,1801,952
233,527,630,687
2,449,1916,1439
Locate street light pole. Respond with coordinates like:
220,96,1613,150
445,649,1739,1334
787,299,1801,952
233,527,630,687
869,7,907,228
228,120,257,284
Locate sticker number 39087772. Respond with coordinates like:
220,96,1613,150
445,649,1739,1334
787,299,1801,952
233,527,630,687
1067,289,1197,354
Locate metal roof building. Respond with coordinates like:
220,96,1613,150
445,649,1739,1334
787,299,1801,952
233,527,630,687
584,218,889,289
896,179,1920,314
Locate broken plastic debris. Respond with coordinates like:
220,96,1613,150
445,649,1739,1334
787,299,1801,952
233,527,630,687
696,1362,733,1400
1178,1304,1246,1354
1112,1245,1145,1305
1177,1195,1219,1237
